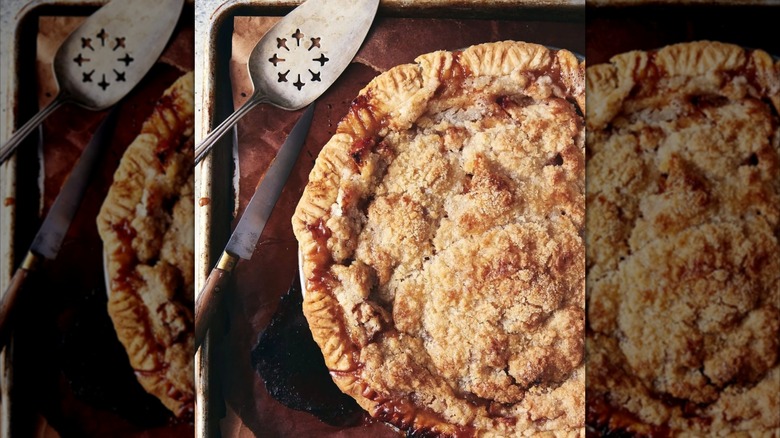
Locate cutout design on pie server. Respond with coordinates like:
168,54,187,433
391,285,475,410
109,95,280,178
268,28,328,91
72,27,132,91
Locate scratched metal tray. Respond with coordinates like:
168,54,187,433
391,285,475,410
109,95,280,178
0,1,195,436
194,1,584,437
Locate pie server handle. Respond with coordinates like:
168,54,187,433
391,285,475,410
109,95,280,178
195,251,238,350
0,252,41,350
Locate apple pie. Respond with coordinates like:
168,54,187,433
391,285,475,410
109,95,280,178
97,71,195,418
293,41,585,436
586,41,780,435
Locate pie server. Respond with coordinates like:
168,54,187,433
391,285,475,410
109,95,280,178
193,0,379,165
0,107,119,349
0,0,184,164
195,104,314,350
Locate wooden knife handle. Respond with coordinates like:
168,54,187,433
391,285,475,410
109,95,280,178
0,252,39,350
195,252,237,350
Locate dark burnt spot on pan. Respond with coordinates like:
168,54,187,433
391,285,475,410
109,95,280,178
58,287,173,427
252,274,364,427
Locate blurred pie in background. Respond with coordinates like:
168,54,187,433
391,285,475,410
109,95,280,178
586,41,779,435
98,71,195,418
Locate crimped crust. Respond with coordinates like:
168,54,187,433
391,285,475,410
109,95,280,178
586,41,780,436
97,72,195,417
293,41,585,436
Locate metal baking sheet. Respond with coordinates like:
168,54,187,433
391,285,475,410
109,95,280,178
0,1,195,436
195,1,584,437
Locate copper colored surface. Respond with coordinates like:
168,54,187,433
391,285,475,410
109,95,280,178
211,14,583,437
8,10,194,438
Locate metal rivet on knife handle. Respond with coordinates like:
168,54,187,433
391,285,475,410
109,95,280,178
194,252,237,349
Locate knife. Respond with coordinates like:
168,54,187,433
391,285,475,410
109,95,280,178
194,103,315,350
0,108,119,349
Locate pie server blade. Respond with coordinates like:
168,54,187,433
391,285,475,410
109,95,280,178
193,0,379,165
0,0,184,164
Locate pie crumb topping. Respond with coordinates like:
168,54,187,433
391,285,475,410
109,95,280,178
586,41,780,436
97,71,195,418
294,41,585,436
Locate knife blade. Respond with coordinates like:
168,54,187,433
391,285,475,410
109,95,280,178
195,104,315,350
0,108,119,348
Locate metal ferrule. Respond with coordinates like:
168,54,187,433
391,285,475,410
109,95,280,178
21,251,39,271
216,252,238,272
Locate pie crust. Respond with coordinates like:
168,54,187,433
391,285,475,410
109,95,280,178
586,41,780,435
293,41,585,436
97,71,195,418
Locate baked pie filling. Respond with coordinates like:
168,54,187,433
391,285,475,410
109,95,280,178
586,41,780,435
97,71,195,417
294,41,585,436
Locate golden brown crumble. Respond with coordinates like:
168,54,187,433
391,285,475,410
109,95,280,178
97,71,195,417
294,41,585,436
586,41,780,435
